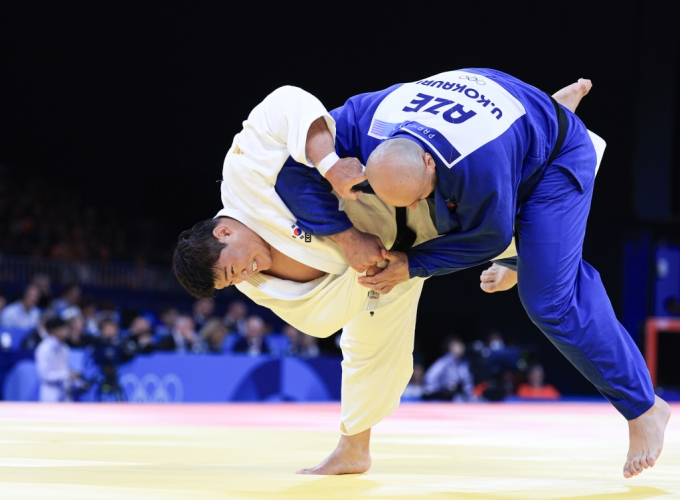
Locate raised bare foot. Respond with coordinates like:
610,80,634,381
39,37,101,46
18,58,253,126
296,429,372,475
552,78,592,113
480,263,517,293
624,395,671,478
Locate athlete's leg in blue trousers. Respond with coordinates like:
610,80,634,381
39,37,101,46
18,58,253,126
516,164,653,418
515,161,669,477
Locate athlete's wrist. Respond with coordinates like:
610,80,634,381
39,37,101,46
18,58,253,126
329,226,357,245
316,151,340,178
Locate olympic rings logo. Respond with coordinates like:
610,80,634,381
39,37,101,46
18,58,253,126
458,75,487,85
119,373,184,402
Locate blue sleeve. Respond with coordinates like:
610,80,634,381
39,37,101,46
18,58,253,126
275,158,352,236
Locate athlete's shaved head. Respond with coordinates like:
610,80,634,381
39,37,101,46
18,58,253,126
366,139,437,209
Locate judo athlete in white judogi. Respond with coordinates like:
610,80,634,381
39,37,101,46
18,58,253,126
173,81,592,475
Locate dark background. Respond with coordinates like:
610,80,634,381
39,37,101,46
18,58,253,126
1,1,678,394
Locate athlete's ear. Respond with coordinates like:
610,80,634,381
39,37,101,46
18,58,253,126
212,223,233,241
424,153,437,175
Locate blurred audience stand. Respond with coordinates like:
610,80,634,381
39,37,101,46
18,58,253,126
156,315,204,354
282,325,319,359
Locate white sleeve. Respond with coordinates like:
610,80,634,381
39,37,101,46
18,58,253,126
236,85,336,172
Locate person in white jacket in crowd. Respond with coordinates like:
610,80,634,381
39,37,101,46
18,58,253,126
35,317,75,402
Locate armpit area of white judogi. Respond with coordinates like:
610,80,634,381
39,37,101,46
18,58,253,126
0,402,677,500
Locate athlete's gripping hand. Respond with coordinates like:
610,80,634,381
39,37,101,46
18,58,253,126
330,227,385,272
480,263,518,293
325,157,366,201
358,249,410,295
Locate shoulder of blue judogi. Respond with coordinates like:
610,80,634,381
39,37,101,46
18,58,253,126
329,83,405,162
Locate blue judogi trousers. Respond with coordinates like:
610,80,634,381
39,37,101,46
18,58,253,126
516,161,655,420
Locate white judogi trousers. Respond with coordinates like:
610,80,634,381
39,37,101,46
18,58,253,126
237,191,437,436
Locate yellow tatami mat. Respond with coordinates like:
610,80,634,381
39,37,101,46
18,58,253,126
0,402,677,499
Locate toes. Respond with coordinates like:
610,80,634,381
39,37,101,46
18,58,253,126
640,456,650,469
633,460,643,474
647,455,656,467
623,466,633,478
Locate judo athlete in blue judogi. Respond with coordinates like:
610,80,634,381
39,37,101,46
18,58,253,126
275,69,670,478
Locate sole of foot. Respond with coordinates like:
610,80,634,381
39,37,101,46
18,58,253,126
553,79,592,113
623,395,671,478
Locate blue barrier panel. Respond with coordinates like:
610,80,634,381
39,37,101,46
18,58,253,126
116,353,341,403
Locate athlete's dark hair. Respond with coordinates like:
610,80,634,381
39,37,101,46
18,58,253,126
173,218,226,299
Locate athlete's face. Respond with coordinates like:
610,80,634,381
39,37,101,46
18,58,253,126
403,153,437,211
212,219,272,289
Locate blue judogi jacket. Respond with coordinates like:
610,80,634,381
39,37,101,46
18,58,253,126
276,69,597,278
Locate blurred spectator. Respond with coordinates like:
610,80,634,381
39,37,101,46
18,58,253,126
192,299,215,331
31,274,53,309
96,299,120,325
156,306,179,337
283,324,319,358
123,316,154,354
402,363,425,400
423,336,474,401
89,318,127,401
80,297,100,336
516,364,561,400
63,311,92,348
0,283,41,330
233,316,270,356
21,312,53,351
200,318,229,353
487,331,505,351
224,301,248,336
51,284,81,316
35,317,81,402
0,290,6,313
98,318,120,342
156,315,204,353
